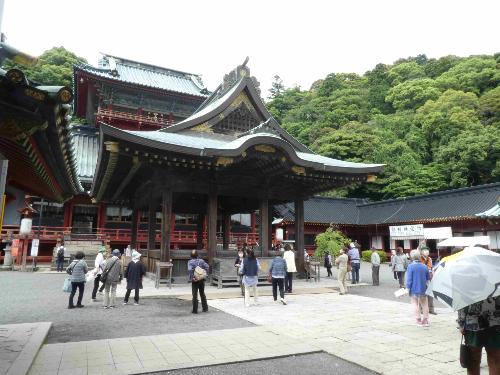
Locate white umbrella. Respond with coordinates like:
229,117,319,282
426,247,500,310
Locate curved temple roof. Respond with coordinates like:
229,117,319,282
100,124,383,174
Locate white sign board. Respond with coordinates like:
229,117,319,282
30,239,39,257
389,224,424,239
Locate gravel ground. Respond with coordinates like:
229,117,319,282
0,272,253,343
153,353,375,375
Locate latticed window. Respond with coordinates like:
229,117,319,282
212,105,260,134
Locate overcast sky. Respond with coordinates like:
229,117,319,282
2,0,499,94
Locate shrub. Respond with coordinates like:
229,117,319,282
361,250,388,263
314,227,351,259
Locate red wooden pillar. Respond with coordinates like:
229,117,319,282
63,201,73,228
97,203,106,230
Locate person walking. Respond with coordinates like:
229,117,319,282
240,249,260,307
390,249,397,280
102,249,122,309
91,246,106,301
420,246,436,315
56,241,65,272
123,250,146,306
335,247,349,295
234,246,246,296
66,251,88,309
187,250,209,314
458,296,500,375
304,249,311,280
392,247,408,288
324,252,333,277
283,244,296,293
269,253,287,305
406,250,430,326
347,242,360,284
370,246,381,286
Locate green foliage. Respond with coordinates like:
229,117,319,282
268,52,500,200
314,227,350,258
2,46,87,87
361,250,388,263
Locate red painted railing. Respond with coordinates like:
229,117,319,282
1,225,259,246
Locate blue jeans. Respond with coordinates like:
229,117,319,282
351,263,360,283
56,258,64,272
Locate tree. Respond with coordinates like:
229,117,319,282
2,46,87,87
385,78,440,110
268,75,285,100
436,56,499,94
266,52,500,200
314,227,350,258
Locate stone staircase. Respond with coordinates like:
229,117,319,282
50,240,110,270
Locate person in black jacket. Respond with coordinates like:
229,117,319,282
123,250,146,306
234,245,246,296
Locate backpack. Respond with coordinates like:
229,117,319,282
57,247,64,259
193,260,207,282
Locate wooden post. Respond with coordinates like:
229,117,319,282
147,197,156,250
160,189,172,262
207,186,217,265
295,197,305,273
222,213,231,250
197,213,205,250
260,198,269,257
130,209,138,249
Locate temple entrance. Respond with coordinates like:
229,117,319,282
72,204,98,234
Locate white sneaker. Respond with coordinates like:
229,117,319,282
280,298,287,305
123,302,128,305
245,304,250,308
134,303,139,306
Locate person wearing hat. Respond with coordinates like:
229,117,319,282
123,250,146,305
102,249,123,309
91,246,106,301
420,246,436,315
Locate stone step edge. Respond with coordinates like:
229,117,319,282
6,322,51,375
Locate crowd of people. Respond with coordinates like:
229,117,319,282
64,244,145,309
60,240,499,374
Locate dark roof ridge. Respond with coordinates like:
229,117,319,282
101,53,203,78
310,195,368,203
359,182,500,207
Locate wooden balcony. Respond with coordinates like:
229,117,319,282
0,225,259,247
96,108,175,128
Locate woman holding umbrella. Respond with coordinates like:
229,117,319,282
458,295,500,375
426,246,500,374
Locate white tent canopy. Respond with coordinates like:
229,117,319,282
437,236,490,248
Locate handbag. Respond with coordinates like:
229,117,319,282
267,274,273,283
62,277,72,293
347,263,352,272
460,333,471,368
101,258,118,283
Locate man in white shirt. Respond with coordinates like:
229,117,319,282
283,244,297,293
370,246,381,286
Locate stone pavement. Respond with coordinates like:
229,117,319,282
0,323,51,375
27,327,317,375
208,293,487,374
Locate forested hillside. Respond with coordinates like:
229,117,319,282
267,54,500,200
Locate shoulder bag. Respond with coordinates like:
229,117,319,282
193,260,207,282
101,258,118,283
459,312,471,368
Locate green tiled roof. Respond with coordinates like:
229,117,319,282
76,56,209,98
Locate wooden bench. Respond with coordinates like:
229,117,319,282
211,257,275,289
